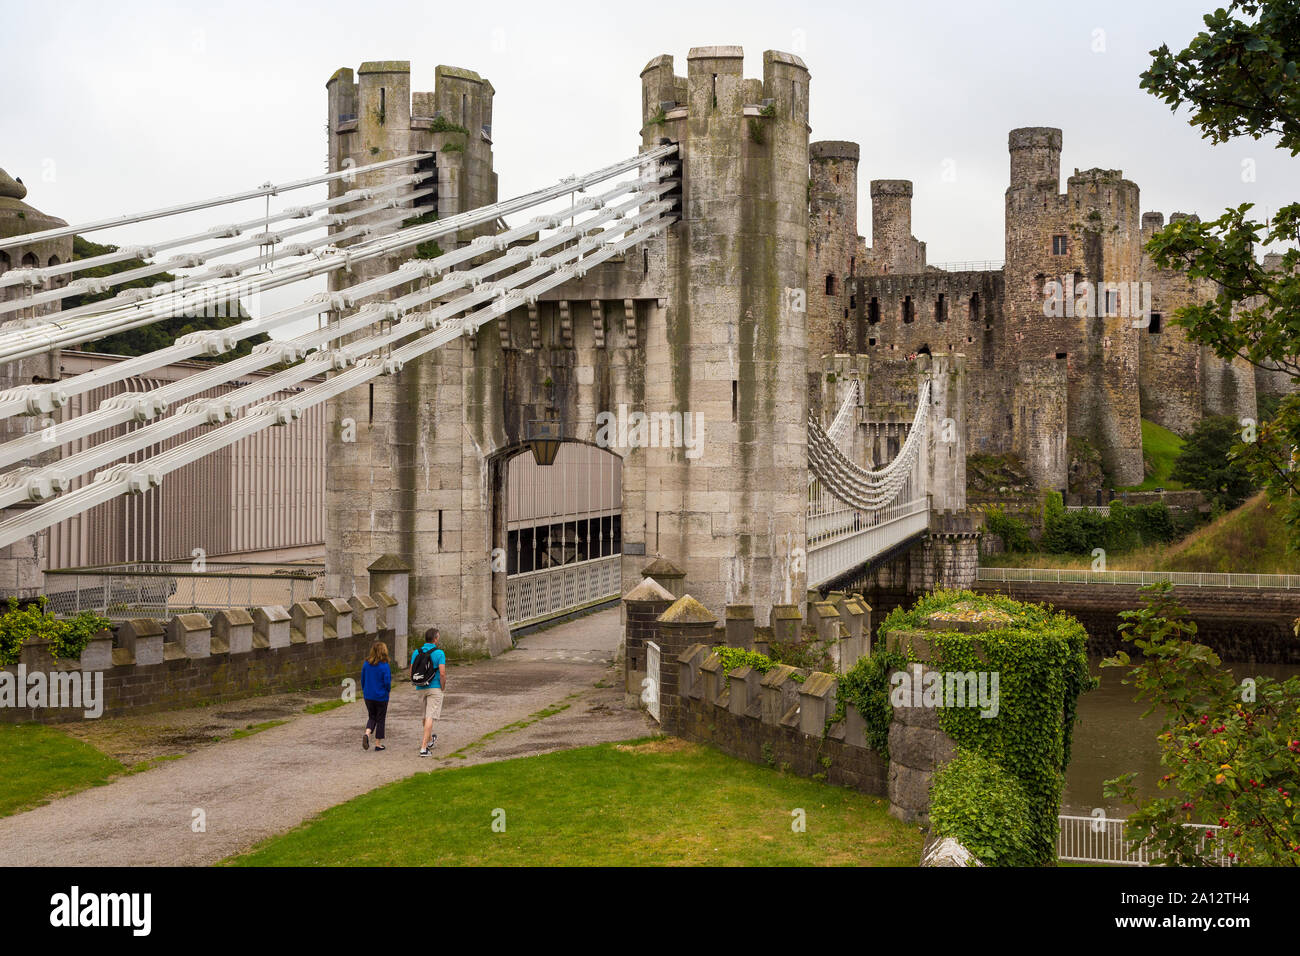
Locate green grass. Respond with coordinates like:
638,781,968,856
303,699,349,715
981,492,1298,575
0,724,124,817
225,739,923,866
226,719,288,740
1125,419,1186,491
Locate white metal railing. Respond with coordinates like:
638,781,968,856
505,553,622,628
643,640,661,722
927,259,1005,273
978,567,1300,590
806,496,929,588
1058,815,1228,866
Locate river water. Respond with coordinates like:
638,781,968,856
1061,657,1300,815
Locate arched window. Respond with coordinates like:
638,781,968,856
21,252,38,269
0,251,10,275
47,255,60,267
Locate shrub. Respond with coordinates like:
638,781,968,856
984,505,1035,552
836,646,908,756
0,598,110,665
930,749,1036,866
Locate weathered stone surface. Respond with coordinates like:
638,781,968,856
921,836,983,867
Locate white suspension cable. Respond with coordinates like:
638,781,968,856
0,153,431,250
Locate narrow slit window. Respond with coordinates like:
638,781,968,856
1149,312,1163,334
935,293,946,322
868,297,880,325
902,296,914,324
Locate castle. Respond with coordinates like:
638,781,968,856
808,127,1273,492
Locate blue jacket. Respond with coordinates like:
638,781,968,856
361,660,391,701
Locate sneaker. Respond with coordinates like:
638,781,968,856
362,733,370,751
429,734,438,748
419,748,430,757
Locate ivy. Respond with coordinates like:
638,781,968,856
834,646,908,756
930,749,1036,866
0,597,110,665
429,115,469,135
881,589,1095,865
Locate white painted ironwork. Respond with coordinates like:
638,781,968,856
505,553,622,628
1057,815,1228,866
978,567,1300,590
805,380,932,586
644,640,661,722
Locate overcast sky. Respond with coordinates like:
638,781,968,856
3,0,1294,337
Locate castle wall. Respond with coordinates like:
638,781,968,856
808,141,860,359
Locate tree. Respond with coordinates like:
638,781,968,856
63,235,266,361
1169,414,1260,511
1103,584,1300,866
1142,0,1300,547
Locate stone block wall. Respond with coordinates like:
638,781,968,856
0,590,398,723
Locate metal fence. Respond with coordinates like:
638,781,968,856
644,640,661,722
978,567,1300,590
42,562,326,620
1058,815,1228,866
505,553,622,628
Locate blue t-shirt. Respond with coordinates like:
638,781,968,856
411,643,446,689
360,660,391,701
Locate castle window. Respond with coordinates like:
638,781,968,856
0,251,8,275
1052,235,1068,255
21,253,38,269
969,292,979,321
1055,351,1067,360
935,293,946,322
825,274,837,296
849,256,856,277
868,337,877,347
1149,312,1163,334
902,296,914,324
1105,289,1120,316
461,93,468,126
868,297,880,325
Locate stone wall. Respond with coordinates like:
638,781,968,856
0,590,399,723
973,579,1300,663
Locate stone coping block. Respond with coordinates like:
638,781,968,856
727,664,762,718
253,605,292,649
312,597,352,640
214,609,254,655
292,601,324,645
759,664,805,726
349,594,378,635
812,601,840,642
79,634,114,673
677,643,710,699
623,576,674,604
699,650,725,705
724,604,754,648
771,604,801,643
657,594,716,626
119,618,165,667
798,671,838,737
167,613,212,659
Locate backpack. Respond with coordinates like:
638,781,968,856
410,645,439,686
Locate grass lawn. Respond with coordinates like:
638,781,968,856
1125,419,1186,491
226,738,922,866
0,723,125,817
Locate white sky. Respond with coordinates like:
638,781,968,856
2,0,1294,339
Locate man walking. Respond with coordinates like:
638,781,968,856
410,627,446,757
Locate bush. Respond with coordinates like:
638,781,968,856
1169,414,1259,512
984,505,1035,553
930,749,1036,866
0,598,110,665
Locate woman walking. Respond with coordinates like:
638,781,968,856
361,640,391,751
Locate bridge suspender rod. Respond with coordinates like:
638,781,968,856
0,153,433,250
0,171,669,425
0,172,431,290
0,191,674,487
0,145,675,366
0,213,676,549
0,183,433,317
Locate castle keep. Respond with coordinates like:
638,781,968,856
809,126,1261,492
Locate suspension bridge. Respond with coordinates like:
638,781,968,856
0,49,967,654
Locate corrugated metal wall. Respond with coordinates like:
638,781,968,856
506,442,621,530
44,353,325,568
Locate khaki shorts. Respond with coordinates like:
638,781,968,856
421,688,444,721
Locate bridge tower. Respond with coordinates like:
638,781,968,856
640,47,811,621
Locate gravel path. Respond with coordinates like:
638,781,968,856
0,609,651,866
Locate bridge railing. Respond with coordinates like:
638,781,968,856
978,567,1300,590
41,562,327,619
1057,815,1228,866
505,553,622,629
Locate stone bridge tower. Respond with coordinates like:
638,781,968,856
640,47,811,619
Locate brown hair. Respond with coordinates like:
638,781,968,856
367,641,389,665
424,627,439,645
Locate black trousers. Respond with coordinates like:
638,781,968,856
365,698,388,740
